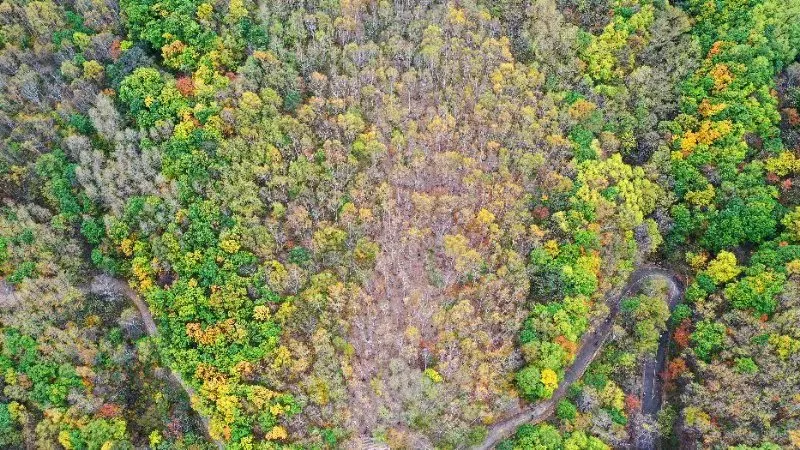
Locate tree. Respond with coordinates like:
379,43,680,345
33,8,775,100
724,271,785,315
690,320,726,362
705,251,741,285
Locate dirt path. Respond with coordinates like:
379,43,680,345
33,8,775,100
637,272,684,449
473,267,684,450
90,266,682,450
89,275,224,449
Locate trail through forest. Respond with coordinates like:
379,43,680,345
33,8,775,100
89,276,224,450
91,266,682,450
637,273,684,449
474,267,684,450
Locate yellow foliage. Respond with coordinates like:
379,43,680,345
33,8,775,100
540,368,558,391
7,402,23,420
681,120,731,155
149,430,163,447
306,375,330,405
782,207,800,241
443,234,483,276
684,184,716,207
196,2,213,21
240,91,262,111
770,334,800,359
161,40,191,69
264,425,288,441
3,368,15,386
404,325,421,343
274,301,296,325
253,304,271,321
544,239,560,257
172,118,196,140
600,382,625,411
684,406,711,428
447,6,467,25
252,50,277,63
698,98,727,117
58,430,73,449
204,114,224,135
766,151,800,176
710,63,733,92
576,254,601,277
569,99,597,120
271,345,292,370
424,368,444,383
247,386,278,409
788,429,800,448
269,403,287,416
219,238,240,254
687,252,708,270
475,208,496,226
119,238,134,256
786,259,800,275
706,251,741,284
82,60,104,80
225,0,247,23
208,417,231,441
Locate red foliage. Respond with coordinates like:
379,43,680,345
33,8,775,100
673,319,691,348
554,335,577,358
708,41,723,57
782,178,793,191
533,205,550,220
624,393,641,413
166,417,184,438
767,172,780,184
176,76,195,97
110,39,122,60
784,107,800,127
97,403,122,418
666,357,687,382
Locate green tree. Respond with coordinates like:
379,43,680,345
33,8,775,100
691,320,726,362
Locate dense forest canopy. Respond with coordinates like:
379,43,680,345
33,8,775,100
1,0,800,448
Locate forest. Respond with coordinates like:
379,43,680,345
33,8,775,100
0,0,799,448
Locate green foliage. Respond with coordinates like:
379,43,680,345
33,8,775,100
734,357,758,374
691,320,726,362
671,304,691,324
502,423,610,450
0,329,83,408
59,418,130,450
7,261,35,284
80,217,105,245
122,0,216,69
34,150,84,225
5,0,800,447
118,68,186,127
511,423,563,449
69,113,95,134
724,271,785,315
0,403,19,446
556,399,578,422
620,293,669,355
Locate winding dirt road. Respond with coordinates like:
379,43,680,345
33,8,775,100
473,266,684,450
637,272,684,450
89,275,224,449
90,266,681,450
